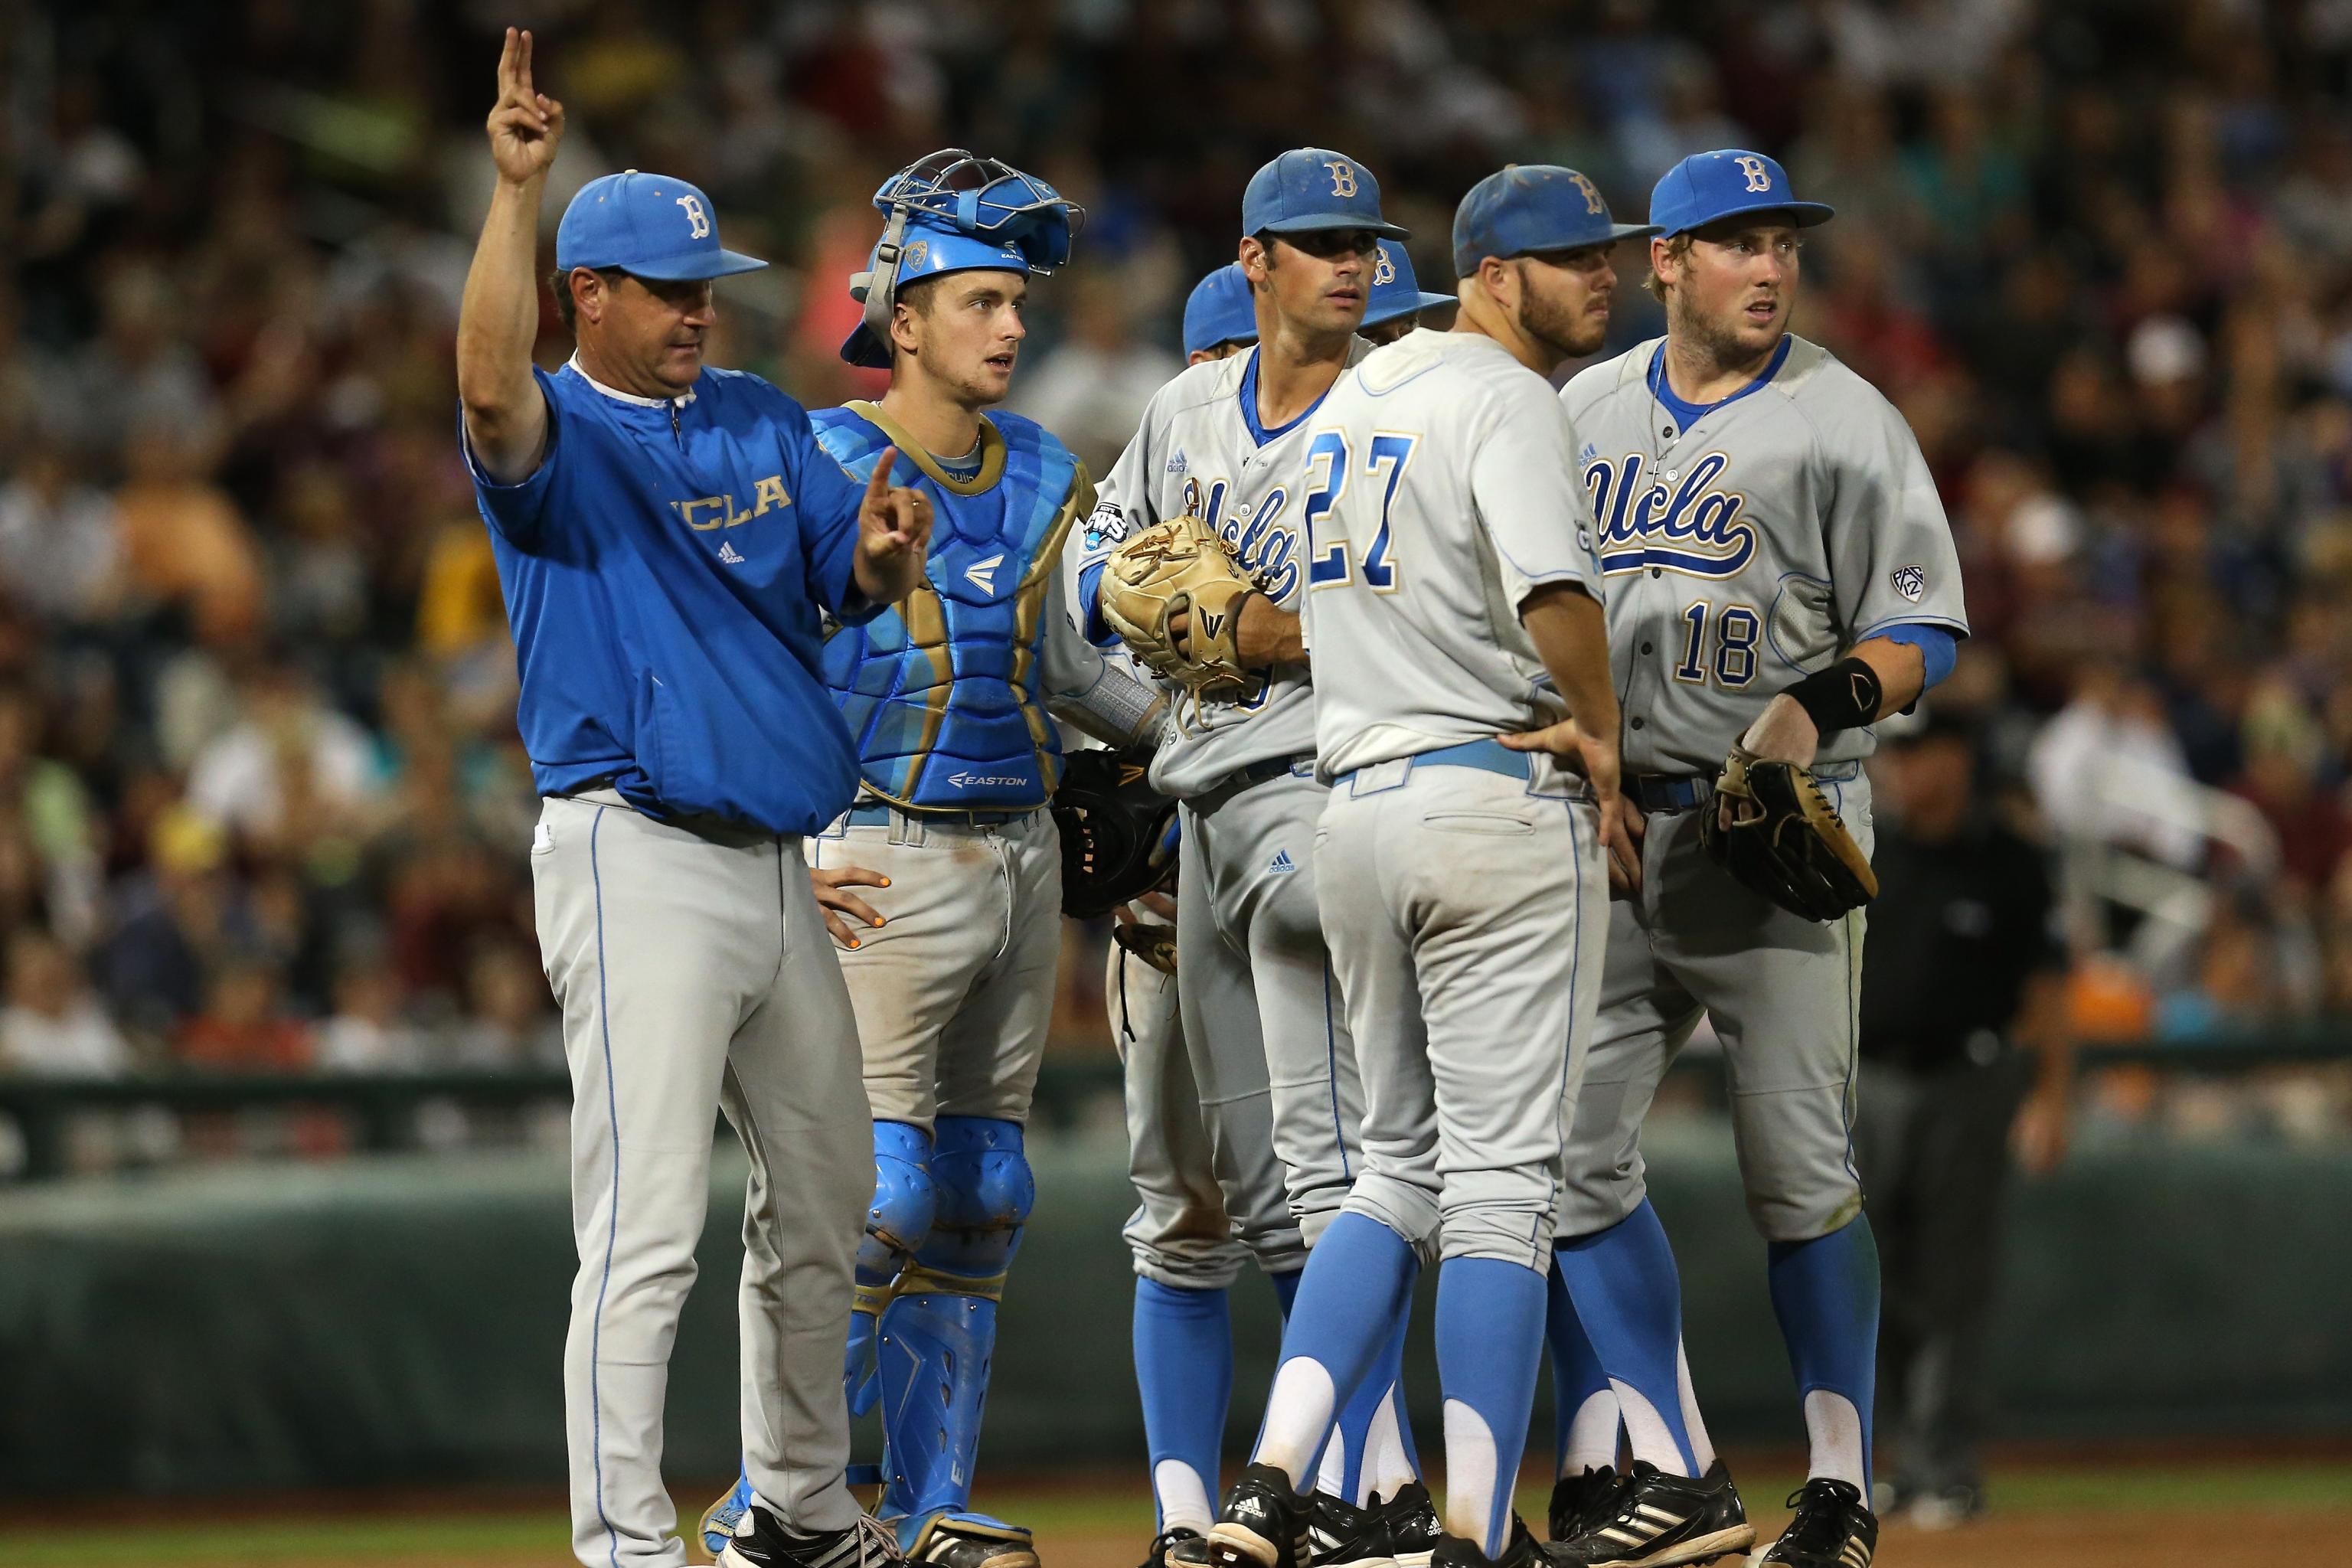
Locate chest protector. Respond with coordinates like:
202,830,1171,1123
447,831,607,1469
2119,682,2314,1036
816,403,1085,813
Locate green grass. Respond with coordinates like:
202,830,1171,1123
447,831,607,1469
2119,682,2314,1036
3,1463,2347,1566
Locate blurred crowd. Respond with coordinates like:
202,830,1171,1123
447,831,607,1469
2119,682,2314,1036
4,0,2352,1149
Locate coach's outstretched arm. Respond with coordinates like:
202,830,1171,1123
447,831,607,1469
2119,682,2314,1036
457,28,563,485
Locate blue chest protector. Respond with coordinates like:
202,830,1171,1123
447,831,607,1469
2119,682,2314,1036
815,403,1086,813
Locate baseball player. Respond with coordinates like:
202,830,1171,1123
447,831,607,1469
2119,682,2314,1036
1356,240,1455,347
1543,149,1966,1568
1106,263,1261,1568
1080,149,1431,1557
694,152,1165,1568
1200,164,1640,1568
456,31,933,1568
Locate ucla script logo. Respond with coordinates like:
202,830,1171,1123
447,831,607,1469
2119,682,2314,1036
1583,451,1757,578
1182,475,1301,600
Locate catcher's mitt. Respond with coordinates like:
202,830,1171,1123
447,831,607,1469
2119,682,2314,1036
1054,749,1178,919
1099,514,1259,697
1698,746,1879,922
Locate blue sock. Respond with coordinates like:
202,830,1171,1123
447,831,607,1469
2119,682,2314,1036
1545,1251,1617,1476
1553,1201,1697,1475
1270,1265,1302,1320
1767,1217,1880,1491
1332,1291,1416,1501
1254,1215,1416,1486
1434,1256,1547,1557
1135,1279,1233,1531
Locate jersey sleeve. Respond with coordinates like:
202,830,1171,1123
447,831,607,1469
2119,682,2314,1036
1073,387,1168,643
1468,375,1601,611
458,365,562,546
784,399,889,627
1815,381,1968,644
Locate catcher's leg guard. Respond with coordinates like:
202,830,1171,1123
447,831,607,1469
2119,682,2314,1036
877,1117,1035,1560
855,1120,939,1416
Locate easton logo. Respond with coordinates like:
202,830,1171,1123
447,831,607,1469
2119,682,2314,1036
1584,451,1758,580
965,554,1004,593
1890,564,1925,603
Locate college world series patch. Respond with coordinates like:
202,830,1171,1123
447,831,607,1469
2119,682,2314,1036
1890,564,1926,603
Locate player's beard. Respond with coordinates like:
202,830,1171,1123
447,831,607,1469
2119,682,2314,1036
1516,268,1608,361
1670,286,1778,376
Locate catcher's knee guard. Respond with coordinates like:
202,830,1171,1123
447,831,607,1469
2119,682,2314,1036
851,1120,937,1414
877,1117,1033,1527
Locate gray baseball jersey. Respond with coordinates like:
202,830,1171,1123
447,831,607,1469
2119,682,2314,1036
1299,324,1612,1271
1298,328,1601,784
1560,334,1968,776
1080,340,1372,799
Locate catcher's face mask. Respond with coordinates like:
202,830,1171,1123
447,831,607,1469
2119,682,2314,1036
843,149,1086,369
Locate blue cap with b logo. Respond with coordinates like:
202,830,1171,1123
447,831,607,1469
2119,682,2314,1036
1362,240,1457,331
1242,149,1408,240
1181,264,1259,356
1451,165,1658,279
1647,149,1834,239
555,170,766,281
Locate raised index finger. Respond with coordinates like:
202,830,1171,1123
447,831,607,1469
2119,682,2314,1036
497,27,520,95
864,447,899,506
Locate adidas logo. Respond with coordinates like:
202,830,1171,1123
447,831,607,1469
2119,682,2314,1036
965,553,1004,593
1268,849,1297,874
1839,1542,1873,1568
1166,450,1187,475
718,541,746,565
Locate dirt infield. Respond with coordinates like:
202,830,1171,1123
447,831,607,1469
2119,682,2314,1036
3,1459,2346,1566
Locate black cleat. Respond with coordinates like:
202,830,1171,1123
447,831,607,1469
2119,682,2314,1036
1548,1460,1753,1567
1208,1463,1314,1568
1142,1528,1212,1568
1756,1479,1877,1568
1307,1481,1446,1568
1426,1515,1553,1568
722,1511,907,1568
1546,1468,1624,1544
903,1515,1040,1568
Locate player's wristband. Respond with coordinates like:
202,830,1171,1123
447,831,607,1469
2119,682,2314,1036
1782,657,1882,735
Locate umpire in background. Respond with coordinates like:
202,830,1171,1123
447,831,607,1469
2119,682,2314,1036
1854,708,2073,1530
457,30,932,1568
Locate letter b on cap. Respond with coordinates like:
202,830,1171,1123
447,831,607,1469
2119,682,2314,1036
677,194,710,239
1733,156,1772,193
1325,160,1358,198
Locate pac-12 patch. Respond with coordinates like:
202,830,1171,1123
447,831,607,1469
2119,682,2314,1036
1890,564,1926,603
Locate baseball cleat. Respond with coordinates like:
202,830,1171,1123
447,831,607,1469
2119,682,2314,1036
1546,1467,1624,1544
903,1512,1041,1568
1425,1514,1554,1568
702,1472,756,1561
1142,1527,1214,1568
1547,1460,1753,1566
1305,1480,1446,1568
1207,1462,1313,1568
721,1509,907,1568
1755,1479,1877,1568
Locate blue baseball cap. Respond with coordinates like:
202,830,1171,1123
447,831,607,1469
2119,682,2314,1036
555,171,766,280
841,217,1034,367
1648,149,1833,238
1451,165,1657,279
1242,149,1408,240
1181,264,1258,356
1362,240,1456,331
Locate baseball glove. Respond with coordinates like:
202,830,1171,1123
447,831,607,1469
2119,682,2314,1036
1054,749,1178,920
1698,745,1879,922
1099,514,1259,697
1112,919,1178,975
